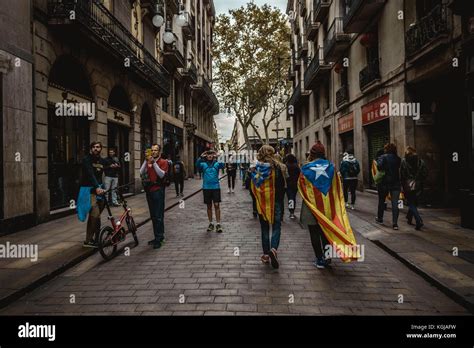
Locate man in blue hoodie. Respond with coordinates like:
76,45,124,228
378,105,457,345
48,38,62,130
196,150,225,233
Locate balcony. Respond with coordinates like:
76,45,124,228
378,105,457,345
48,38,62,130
323,17,351,62
313,0,332,23
178,59,198,85
292,52,301,71
336,84,349,108
297,36,309,58
305,11,320,41
288,66,296,81
343,0,386,33
359,60,380,91
192,75,219,114
300,0,307,16
47,0,170,97
288,81,311,109
181,12,196,40
304,47,331,90
163,34,185,70
405,4,449,58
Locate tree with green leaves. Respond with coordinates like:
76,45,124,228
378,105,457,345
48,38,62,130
213,3,291,150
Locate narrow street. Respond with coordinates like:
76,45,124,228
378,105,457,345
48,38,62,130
1,178,467,316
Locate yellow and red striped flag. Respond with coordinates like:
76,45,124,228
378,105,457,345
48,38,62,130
298,159,359,262
250,162,276,224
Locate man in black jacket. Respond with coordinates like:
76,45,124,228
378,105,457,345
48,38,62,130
81,141,107,247
103,147,121,206
376,143,402,230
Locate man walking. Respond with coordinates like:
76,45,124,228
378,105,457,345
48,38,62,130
340,151,360,210
103,147,121,206
80,141,107,248
172,155,186,197
140,144,169,249
196,150,225,233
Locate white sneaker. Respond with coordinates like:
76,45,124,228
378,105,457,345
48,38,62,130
227,188,231,193
231,188,234,193
350,205,355,210
345,203,349,208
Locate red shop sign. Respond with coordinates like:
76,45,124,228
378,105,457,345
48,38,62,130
338,112,354,134
362,94,390,126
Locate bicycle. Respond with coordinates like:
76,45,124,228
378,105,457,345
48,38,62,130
97,185,139,260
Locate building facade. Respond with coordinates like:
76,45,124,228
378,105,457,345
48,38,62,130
0,0,219,234
287,0,473,210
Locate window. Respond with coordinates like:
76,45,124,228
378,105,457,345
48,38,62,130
313,92,319,120
305,136,309,153
162,96,169,113
324,78,330,112
286,127,291,139
315,131,319,142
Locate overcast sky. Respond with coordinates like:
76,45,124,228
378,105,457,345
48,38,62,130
213,0,288,143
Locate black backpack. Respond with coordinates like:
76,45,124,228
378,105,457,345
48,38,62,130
347,161,359,177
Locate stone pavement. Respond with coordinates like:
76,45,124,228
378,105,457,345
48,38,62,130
0,178,206,308
0,177,467,315
346,191,474,311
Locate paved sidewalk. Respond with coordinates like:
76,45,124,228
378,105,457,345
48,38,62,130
0,178,206,308
1,177,467,315
347,191,474,312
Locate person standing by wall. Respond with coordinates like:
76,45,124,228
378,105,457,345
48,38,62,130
172,155,186,198
401,146,427,231
140,144,169,249
103,147,121,206
339,151,360,210
376,143,402,230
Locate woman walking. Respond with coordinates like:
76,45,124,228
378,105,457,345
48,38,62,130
401,146,427,230
250,145,288,269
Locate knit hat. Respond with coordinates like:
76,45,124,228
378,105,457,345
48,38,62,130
310,141,325,157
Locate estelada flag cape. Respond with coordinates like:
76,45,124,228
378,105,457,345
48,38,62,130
250,161,276,224
298,159,359,262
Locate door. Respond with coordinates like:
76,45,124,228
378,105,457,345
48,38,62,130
368,119,389,188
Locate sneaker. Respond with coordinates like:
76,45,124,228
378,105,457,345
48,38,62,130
147,239,156,245
313,257,327,269
269,248,279,269
393,224,399,230
345,202,349,208
350,204,355,210
207,223,214,232
227,188,231,193
231,188,234,193
153,242,162,249
415,223,424,231
375,217,383,225
407,218,414,226
83,241,98,248
176,194,180,198
289,214,296,219
260,255,270,264
216,224,223,233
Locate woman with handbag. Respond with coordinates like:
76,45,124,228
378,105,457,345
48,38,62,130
401,146,427,231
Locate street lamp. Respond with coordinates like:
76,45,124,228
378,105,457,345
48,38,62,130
152,2,164,28
163,20,175,44
176,2,187,27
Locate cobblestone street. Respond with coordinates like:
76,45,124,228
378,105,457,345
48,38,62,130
0,178,467,316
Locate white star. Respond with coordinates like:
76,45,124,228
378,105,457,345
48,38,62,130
310,163,329,180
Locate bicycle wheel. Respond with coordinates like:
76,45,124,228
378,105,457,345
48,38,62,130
98,226,118,260
127,216,139,246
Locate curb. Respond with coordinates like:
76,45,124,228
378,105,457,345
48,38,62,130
0,176,227,310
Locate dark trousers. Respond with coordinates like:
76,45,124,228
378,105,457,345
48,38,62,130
308,224,330,259
86,194,105,243
406,191,423,226
227,171,236,189
258,200,282,254
286,186,297,214
250,190,257,215
146,188,165,242
377,186,400,225
343,179,357,204
174,177,184,195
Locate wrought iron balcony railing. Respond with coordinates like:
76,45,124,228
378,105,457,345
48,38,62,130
194,75,219,114
179,58,198,84
181,11,196,40
304,46,331,90
47,0,170,97
305,11,320,41
297,35,309,58
288,81,310,108
323,17,351,61
359,60,381,91
163,33,185,69
336,84,349,108
313,0,332,23
405,4,449,57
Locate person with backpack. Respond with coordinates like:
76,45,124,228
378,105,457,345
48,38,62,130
140,144,169,249
401,146,427,231
284,154,300,219
172,155,186,198
196,150,225,233
376,143,402,230
339,151,360,210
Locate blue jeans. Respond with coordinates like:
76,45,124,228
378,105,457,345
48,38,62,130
406,191,423,226
377,186,400,225
146,188,165,242
258,200,282,254
286,187,297,214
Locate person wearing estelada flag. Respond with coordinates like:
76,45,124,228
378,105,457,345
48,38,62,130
298,141,360,268
250,145,288,269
